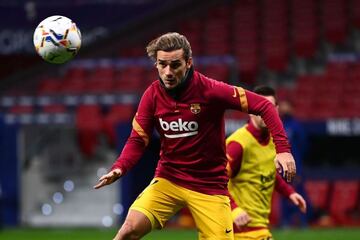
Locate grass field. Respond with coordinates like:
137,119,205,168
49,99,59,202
1,227,360,240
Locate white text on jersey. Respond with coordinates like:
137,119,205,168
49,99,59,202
159,118,198,138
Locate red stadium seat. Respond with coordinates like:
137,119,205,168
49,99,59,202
59,77,87,94
120,46,144,57
9,105,34,114
103,104,135,147
75,105,104,158
65,67,87,80
113,66,145,92
321,0,348,44
352,0,360,29
37,78,62,95
42,104,67,113
291,0,319,58
202,64,230,83
86,67,115,93
329,180,360,225
304,180,330,210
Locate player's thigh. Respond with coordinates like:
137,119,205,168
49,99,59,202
130,178,185,229
234,229,273,240
187,192,233,240
116,209,152,238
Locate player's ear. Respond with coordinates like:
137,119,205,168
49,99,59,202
186,57,193,69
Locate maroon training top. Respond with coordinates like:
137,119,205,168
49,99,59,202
111,70,290,195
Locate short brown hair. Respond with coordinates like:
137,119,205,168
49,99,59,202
253,85,277,104
253,85,276,97
146,32,192,61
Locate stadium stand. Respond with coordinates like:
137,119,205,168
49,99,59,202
329,180,360,226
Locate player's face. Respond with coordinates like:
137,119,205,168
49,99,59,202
156,49,192,90
252,95,278,129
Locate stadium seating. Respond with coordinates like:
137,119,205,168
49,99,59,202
8,105,34,114
329,180,360,225
304,180,331,213
291,0,319,58
86,67,115,93
113,66,145,92
75,105,104,158
23,0,358,122
42,104,67,113
322,0,348,44
37,78,62,95
103,104,135,147
232,1,259,84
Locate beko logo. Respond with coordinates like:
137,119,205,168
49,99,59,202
159,118,198,138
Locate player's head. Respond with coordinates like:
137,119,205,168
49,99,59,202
146,32,193,90
250,85,278,129
278,99,294,118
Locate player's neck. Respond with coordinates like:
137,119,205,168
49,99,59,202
160,66,194,100
247,121,270,144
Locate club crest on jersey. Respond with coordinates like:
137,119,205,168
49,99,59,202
190,104,201,114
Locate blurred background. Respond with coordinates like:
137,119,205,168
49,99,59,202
0,0,360,239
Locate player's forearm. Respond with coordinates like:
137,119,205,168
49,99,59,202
245,91,290,153
275,173,295,197
111,133,147,175
229,193,240,210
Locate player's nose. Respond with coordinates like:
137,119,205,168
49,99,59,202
164,65,173,75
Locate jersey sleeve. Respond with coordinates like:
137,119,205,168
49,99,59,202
111,86,155,175
209,81,290,153
275,173,295,197
226,141,244,178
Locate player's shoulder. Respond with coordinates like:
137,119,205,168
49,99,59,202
196,71,227,87
231,125,256,146
194,71,232,98
227,125,248,142
233,125,249,137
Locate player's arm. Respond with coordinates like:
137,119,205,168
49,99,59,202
210,82,296,182
275,174,307,213
226,141,251,228
229,193,251,229
243,89,296,182
94,87,155,189
226,141,243,178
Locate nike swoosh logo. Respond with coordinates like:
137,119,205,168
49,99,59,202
151,180,159,185
232,88,237,98
225,229,232,233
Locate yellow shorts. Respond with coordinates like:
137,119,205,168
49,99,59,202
234,228,273,240
130,177,234,240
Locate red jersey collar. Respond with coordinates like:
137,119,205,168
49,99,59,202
246,120,271,145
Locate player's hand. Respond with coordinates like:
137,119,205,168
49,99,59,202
289,192,307,213
275,152,296,183
233,210,251,229
94,168,122,189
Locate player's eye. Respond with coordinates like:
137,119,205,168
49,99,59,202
170,62,181,69
157,62,166,68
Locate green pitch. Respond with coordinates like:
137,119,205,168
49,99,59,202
1,227,360,240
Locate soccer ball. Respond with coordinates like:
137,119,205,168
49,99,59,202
33,15,81,64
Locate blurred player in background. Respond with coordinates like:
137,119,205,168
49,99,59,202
278,99,309,227
227,86,306,240
94,32,296,240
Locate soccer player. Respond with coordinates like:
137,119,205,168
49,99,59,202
94,32,296,240
278,99,309,227
227,86,306,240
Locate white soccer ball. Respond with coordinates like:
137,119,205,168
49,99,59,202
33,15,81,64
